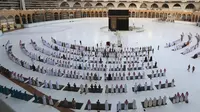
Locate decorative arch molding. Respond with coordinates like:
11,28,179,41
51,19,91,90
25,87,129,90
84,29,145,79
162,4,169,8
117,3,126,8
140,3,147,8
129,3,137,8
173,3,181,9
73,2,81,8
96,3,103,7
185,4,195,9
84,2,92,7
107,3,114,8
151,3,159,8
60,2,70,8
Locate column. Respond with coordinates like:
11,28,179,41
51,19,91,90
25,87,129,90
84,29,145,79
21,0,26,10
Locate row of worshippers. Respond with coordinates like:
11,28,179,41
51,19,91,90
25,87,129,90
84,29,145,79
117,99,137,111
0,86,30,101
165,33,184,48
133,82,153,92
171,92,189,104
67,82,78,89
5,43,32,70
105,84,127,93
34,94,55,106
65,71,101,80
123,50,152,58
87,100,109,111
172,34,192,51
151,68,166,78
122,46,153,53
80,84,102,94
33,39,103,60
43,80,60,90
44,37,104,57
52,37,105,53
11,72,25,82
105,72,126,81
143,96,167,108
127,71,145,80
157,79,175,89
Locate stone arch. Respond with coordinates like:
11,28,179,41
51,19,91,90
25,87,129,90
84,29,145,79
91,11,94,17
60,2,70,8
87,12,90,17
118,3,126,8
96,3,103,7
173,3,181,9
95,11,98,17
162,4,169,8
15,15,21,24
99,11,102,17
140,3,147,8
103,11,107,17
140,12,143,18
21,15,27,24
185,4,195,9
182,14,186,20
107,3,114,8
60,12,69,19
27,14,32,23
82,12,86,17
151,3,159,8
84,2,92,7
45,12,53,21
73,2,81,8
132,12,135,17
7,15,14,23
54,12,59,20
0,16,7,26
129,3,137,8
144,12,147,18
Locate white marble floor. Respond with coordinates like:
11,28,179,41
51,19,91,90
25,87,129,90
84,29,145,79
0,18,200,112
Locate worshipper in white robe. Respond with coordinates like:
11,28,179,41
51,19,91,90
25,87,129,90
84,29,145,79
133,99,137,109
144,98,148,108
153,97,157,107
116,84,119,93
185,92,189,103
163,68,166,76
105,100,109,112
150,82,153,90
48,96,54,106
176,92,180,103
87,100,91,110
124,84,127,93
171,79,175,87
111,84,114,93
127,72,130,80
142,71,145,79
11,72,15,79
117,101,121,111
138,72,141,79
173,94,176,104
134,83,137,92
56,81,59,90
120,84,123,93
133,72,135,80
158,81,161,89
44,80,48,88
163,96,167,105
124,100,128,110
85,84,88,94
42,95,47,105
156,70,159,77
148,98,153,107
49,80,53,89
98,73,100,80
29,77,32,85
105,85,109,93
80,84,84,94
151,70,154,78
165,79,168,88
144,82,147,91
36,78,40,87
158,96,162,106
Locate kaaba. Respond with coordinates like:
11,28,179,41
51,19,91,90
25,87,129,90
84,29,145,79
108,9,129,31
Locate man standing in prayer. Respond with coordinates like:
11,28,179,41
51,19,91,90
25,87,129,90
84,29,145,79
187,64,190,72
192,66,195,73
